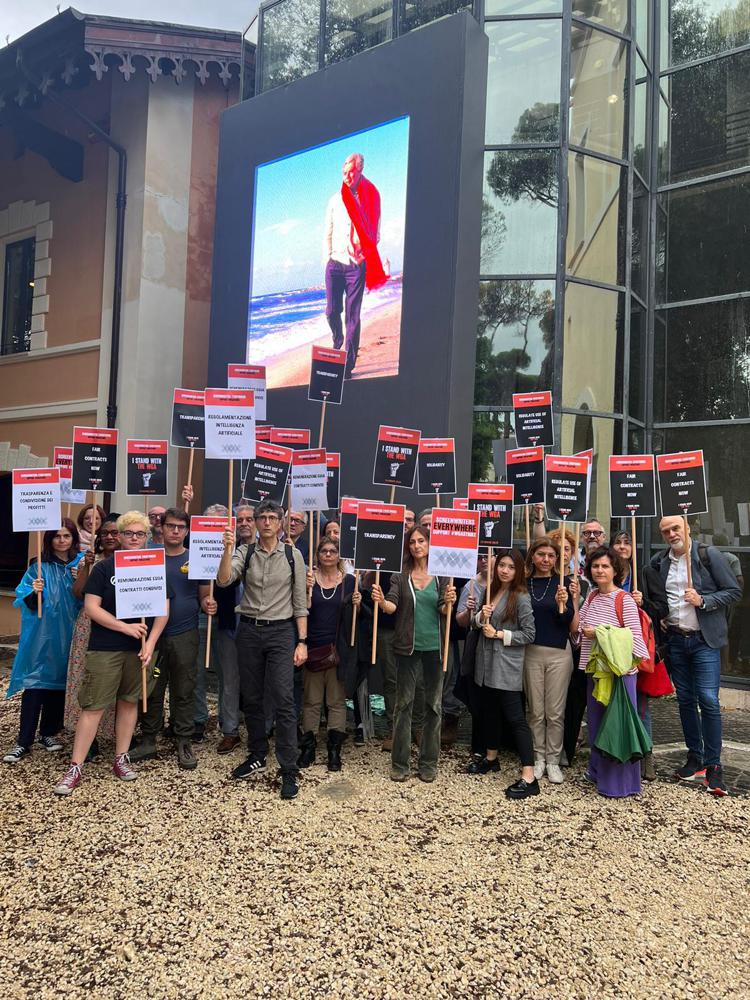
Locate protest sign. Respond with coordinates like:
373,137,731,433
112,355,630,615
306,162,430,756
575,448,593,513
373,426,421,488
308,346,347,405
71,427,118,493
241,441,292,506
452,497,469,510
204,388,256,461
417,438,456,496
544,455,589,523
188,516,236,580
609,455,657,518
53,446,86,504
339,497,361,561
255,424,273,443
291,449,329,511
427,508,480,579
270,427,310,449
171,389,205,449
326,452,341,510
228,363,266,421
126,439,168,496
506,446,545,506
12,468,61,532
354,503,406,573
114,549,167,619
512,391,554,448
468,483,514,548
657,451,708,517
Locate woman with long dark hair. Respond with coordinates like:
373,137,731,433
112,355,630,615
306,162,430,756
76,504,106,552
469,549,537,799
371,525,456,782
3,519,84,764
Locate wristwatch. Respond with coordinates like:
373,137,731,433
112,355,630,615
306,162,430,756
297,637,308,645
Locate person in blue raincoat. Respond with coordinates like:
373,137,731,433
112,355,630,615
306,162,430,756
3,519,84,764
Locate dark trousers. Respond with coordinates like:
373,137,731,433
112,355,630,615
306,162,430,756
142,629,200,740
478,685,535,767
237,620,298,773
562,666,588,765
18,688,65,747
325,258,366,372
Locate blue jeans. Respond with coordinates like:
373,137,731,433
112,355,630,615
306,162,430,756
667,633,722,766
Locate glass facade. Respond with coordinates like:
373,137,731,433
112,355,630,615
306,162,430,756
252,0,750,681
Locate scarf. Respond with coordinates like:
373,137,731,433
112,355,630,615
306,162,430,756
340,176,387,290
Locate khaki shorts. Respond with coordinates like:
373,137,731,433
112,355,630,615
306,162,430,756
78,650,151,711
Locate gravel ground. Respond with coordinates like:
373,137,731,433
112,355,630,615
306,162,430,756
1,697,749,1000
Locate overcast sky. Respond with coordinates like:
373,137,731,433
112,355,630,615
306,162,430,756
5,2,259,44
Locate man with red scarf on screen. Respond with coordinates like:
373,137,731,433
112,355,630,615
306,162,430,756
324,152,388,379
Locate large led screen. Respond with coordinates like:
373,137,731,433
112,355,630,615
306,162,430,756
247,116,410,389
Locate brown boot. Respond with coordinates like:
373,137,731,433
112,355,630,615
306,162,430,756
441,714,459,748
642,751,656,781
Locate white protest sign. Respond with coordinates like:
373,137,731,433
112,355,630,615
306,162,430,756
53,446,87,504
114,549,167,619
291,449,329,511
189,516,236,580
12,468,61,532
427,508,481,579
228,364,266,421
204,388,256,460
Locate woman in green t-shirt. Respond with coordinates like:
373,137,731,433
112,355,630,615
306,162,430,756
371,526,456,783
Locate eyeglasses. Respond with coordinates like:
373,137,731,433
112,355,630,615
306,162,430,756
164,523,188,531
319,549,337,557
100,529,119,537
257,514,279,523
582,530,604,538
121,530,147,539
289,517,304,526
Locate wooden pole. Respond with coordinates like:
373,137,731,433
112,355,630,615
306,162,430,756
287,486,293,544
524,503,530,552
630,515,638,592
435,491,441,508
484,548,492,621
684,514,693,589
442,577,454,673
574,522,581,586
66,503,71,519
350,570,360,647
318,399,327,449
558,518,567,612
140,617,148,711
205,580,214,670
308,514,314,581
388,485,396,504
36,532,42,618
144,495,149,517
89,492,97,553
184,444,195,513
371,568,380,665
228,460,234,516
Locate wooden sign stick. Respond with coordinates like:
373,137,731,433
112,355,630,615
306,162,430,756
435,491,441,508
371,568,381,665
558,518,567,612
684,514,693,589
524,503,531,552
388,485,396,504
66,503,71,519
144,495,149,517
287,486,294,544
630,515,638,592
574,522,581,581
141,617,148,711
318,399,327,449
184,443,195,513
484,548,492,622
308,515,314,583
350,570,360,647
89,492,97,553
205,580,214,670
442,577,454,673
228,460,234,518
36,531,42,618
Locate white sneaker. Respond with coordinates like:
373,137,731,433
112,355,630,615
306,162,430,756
533,759,546,780
547,763,564,784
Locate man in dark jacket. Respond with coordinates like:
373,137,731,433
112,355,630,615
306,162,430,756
654,517,742,796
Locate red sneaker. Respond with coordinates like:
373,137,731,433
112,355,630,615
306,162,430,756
112,753,138,782
54,763,83,796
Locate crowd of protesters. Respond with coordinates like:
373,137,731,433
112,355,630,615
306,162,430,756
2,493,741,801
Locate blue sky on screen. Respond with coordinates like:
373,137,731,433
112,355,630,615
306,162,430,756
250,116,410,298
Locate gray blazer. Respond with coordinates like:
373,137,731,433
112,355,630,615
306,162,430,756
472,590,535,691
653,546,741,649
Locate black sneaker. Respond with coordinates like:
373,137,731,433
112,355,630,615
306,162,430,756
673,754,706,781
467,757,500,775
231,754,267,780
505,777,540,800
3,745,30,764
38,735,64,752
354,725,365,746
280,771,299,800
704,765,728,797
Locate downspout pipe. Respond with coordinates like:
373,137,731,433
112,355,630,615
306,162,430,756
16,50,127,442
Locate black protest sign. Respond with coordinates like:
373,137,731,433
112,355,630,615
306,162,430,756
339,497,361,561
72,427,119,493
468,483,514,548
373,426,421,488
126,440,168,496
505,446,544,505
308,346,347,405
241,442,293,506
326,452,340,510
417,438,456,495
609,455,657,518
544,455,589,522
354,503,406,573
512,391,554,448
171,389,205,449
656,451,708,517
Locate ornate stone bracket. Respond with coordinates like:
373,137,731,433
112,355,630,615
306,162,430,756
84,46,240,88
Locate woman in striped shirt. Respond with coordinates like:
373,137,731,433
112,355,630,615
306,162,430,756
578,545,648,798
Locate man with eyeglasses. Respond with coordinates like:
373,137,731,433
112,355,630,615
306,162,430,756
131,507,216,770
217,498,307,800
147,506,167,548
287,509,309,562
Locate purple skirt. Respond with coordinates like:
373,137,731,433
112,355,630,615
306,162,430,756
586,674,642,798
